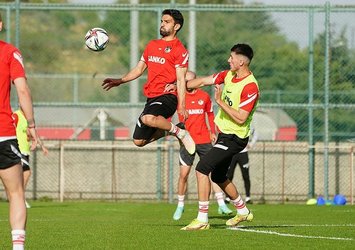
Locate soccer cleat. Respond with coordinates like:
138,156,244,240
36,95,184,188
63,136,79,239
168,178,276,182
181,219,210,231
218,204,233,215
173,207,184,220
226,211,253,226
246,199,253,204
176,129,196,155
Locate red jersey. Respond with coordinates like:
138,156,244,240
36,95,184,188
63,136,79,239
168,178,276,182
213,70,259,113
178,89,216,144
0,41,26,137
141,38,188,98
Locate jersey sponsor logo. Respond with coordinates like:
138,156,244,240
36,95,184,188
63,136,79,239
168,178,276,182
188,109,204,115
148,56,166,64
224,95,233,106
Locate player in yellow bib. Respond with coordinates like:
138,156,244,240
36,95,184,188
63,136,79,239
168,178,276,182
13,109,48,208
181,44,259,230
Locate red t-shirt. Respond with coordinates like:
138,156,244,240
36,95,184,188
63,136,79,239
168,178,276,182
213,70,259,113
141,38,188,98
0,41,26,137
178,89,216,144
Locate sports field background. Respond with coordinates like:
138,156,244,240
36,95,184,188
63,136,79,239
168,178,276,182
0,201,354,249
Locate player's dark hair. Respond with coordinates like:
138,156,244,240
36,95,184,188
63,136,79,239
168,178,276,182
162,9,184,32
0,13,2,22
231,43,254,63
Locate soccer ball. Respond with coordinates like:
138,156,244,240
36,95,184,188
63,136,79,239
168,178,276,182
85,28,109,52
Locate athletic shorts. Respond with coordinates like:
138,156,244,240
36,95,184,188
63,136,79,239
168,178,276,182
232,151,249,168
196,133,249,179
21,154,30,172
179,143,212,166
133,94,177,140
0,139,22,169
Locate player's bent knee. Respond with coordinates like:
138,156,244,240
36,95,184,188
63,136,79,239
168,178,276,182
133,139,146,147
140,114,156,127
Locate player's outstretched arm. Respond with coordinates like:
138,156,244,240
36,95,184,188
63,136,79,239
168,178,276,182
186,75,214,89
102,61,147,91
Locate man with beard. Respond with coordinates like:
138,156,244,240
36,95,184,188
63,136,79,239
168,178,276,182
102,9,195,154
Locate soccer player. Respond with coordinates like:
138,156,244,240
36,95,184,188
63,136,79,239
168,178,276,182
102,9,195,154
172,71,232,221
13,108,49,209
0,13,41,249
181,44,259,230
226,126,258,204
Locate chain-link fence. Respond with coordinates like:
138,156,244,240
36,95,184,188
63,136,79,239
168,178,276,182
0,2,354,203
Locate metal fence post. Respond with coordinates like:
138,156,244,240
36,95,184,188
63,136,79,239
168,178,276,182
59,141,65,202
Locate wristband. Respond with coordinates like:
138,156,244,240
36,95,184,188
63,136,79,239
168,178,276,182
28,125,36,129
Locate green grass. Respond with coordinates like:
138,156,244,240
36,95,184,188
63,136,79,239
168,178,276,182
0,201,354,249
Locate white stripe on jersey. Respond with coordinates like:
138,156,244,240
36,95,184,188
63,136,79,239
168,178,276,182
212,73,220,84
239,93,257,108
13,52,24,68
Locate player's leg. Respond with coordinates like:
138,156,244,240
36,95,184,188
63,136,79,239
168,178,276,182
225,154,239,203
133,95,195,154
0,140,26,249
226,154,238,181
209,135,253,227
238,152,252,203
173,147,194,220
21,154,31,208
182,135,238,230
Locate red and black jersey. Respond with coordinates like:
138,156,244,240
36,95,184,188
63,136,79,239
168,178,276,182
178,89,216,144
141,38,188,98
0,41,26,137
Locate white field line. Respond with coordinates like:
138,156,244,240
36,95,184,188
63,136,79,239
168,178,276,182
229,224,354,241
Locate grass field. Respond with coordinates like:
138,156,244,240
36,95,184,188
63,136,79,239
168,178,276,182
0,201,354,249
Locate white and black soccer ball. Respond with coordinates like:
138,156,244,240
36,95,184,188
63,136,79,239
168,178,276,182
85,28,109,52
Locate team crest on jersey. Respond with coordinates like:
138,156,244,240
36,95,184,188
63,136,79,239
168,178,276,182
164,46,172,53
198,99,204,105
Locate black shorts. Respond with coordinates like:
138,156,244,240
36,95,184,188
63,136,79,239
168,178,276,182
196,133,249,182
133,94,177,140
0,139,22,169
179,143,212,166
21,154,30,172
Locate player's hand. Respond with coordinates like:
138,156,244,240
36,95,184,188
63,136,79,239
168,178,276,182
102,78,124,91
164,83,177,93
214,85,222,103
210,133,217,145
177,105,189,121
27,127,39,151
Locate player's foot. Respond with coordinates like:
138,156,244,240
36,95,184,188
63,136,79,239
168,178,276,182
226,211,253,226
224,197,230,204
173,206,184,220
218,204,233,215
181,219,210,231
245,199,253,204
176,129,196,155
25,200,31,209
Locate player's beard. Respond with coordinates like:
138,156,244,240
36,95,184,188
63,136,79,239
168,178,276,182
160,28,171,37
